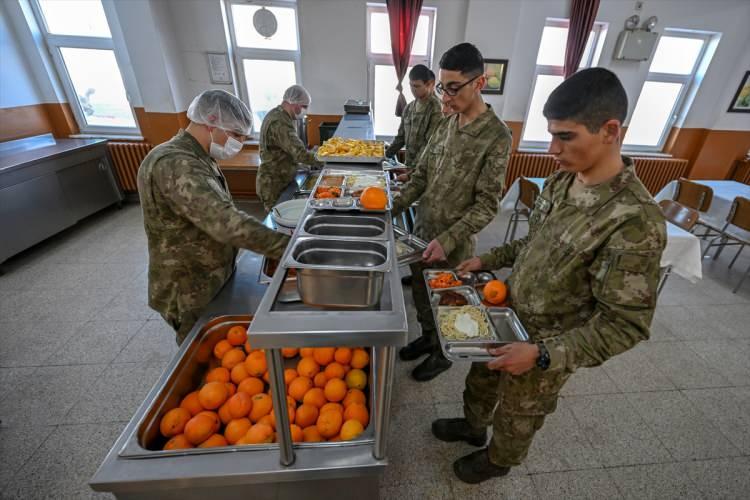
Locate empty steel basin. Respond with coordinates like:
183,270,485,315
301,213,387,239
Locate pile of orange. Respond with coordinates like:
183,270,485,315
160,325,371,450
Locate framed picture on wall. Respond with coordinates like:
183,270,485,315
727,70,750,113
481,59,508,95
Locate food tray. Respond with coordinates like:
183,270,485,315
429,285,482,307
393,226,428,266
423,269,477,289
316,140,385,164
308,168,392,213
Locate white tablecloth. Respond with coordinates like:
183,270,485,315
500,178,703,281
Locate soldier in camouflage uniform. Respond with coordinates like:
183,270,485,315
392,43,511,382
138,90,290,345
257,85,323,212
385,65,444,168
431,69,667,484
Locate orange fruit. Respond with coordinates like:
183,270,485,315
281,347,299,358
248,393,273,422
163,434,193,450
351,348,369,369
198,381,229,410
290,424,304,443
313,372,328,388
284,368,298,386
213,339,233,360
300,347,315,358
343,389,366,408
324,362,346,380
288,376,313,402
224,418,252,445
303,425,323,442
238,377,265,397
225,382,237,397
270,402,296,426
184,414,216,445
321,402,344,416
340,419,364,441
245,423,274,444
303,387,327,409
221,348,246,370
196,410,221,434
483,280,507,305
324,378,347,402
295,403,319,428
160,407,191,437
329,435,342,442
227,392,253,419
218,401,233,425
313,347,336,366
360,187,387,210
180,391,204,416
334,347,352,365
244,340,253,354
345,369,367,390
262,371,271,384
297,357,320,378
198,433,228,448
230,363,250,384
316,409,343,438
244,351,268,377
344,403,369,427
226,325,248,346
258,414,276,430
205,366,231,384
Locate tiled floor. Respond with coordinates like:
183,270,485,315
1,201,749,499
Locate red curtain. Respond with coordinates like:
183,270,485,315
563,0,600,78
386,0,424,116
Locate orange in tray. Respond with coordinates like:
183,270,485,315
359,187,387,210
428,272,462,289
483,280,508,305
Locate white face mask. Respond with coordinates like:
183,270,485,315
209,129,243,160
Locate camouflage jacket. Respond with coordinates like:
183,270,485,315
480,158,666,374
385,94,443,167
392,104,511,265
258,105,322,186
137,130,289,321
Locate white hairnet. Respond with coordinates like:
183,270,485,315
282,85,311,106
186,89,253,136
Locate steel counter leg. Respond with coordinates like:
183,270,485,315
373,346,396,460
267,348,294,466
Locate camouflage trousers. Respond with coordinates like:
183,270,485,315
463,362,569,466
161,310,202,346
409,261,437,347
256,171,294,213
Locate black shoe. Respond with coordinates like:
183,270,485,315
401,275,412,286
453,448,511,484
411,352,452,381
431,418,487,446
398,335,433,361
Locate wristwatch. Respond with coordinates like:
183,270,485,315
536,341,550,370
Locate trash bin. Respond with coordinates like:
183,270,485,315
319,122,339,145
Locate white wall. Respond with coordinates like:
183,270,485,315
0,1,42,107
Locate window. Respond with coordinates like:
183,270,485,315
226,1,301,133
367,4,436,137
29,0,138,133
623,32,713,150
520,19,608,147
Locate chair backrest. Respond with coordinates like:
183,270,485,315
727,196,750,232
658,199,699,232
674,178,713,212
518,177,540,210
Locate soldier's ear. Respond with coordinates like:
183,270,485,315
600,120,621,145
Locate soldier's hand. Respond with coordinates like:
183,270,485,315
456,257,482,273
486,343,540,375
423,239,447,264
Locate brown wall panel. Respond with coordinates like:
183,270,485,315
689,130,750,180
0,104,53,142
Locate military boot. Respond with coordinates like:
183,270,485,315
411,351,452,381
453,448,510,484
398,335,433,361
431,418,486,446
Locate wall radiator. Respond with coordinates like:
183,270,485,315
107,142,152,193
504,154,689,196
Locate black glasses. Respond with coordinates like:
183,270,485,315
435,74,481,96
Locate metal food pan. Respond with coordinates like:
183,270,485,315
429,286,482,307
393,226,428,266
298,213,390,240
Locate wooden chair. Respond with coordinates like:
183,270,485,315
656,200,699,295
673,178,716,237
504,177,540,243
701,196,750,293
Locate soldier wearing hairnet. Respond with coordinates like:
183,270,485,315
138,89,290,345
257,84,323,212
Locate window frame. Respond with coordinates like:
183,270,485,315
224,0,302,135
623,30,713,152
366,3,436,138
519,18,608,149
28,0,140,135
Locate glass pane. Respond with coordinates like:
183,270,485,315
373,64,414,136
59,48,135,128
370,12,430,56
649,36,704,75
623,81,683,147
536,26,568,66
521,74,564,143
243,59,296,130
38,0,111,37
232,5,298,51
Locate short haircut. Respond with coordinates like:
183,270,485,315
439,42,484,76
409,64,435,82
543,68,628,132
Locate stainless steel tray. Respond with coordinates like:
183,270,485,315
297,213,390,241
316,140,384,164
393,226,428,266
308,168,391,213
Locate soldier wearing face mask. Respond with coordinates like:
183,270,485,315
137,90,290,345
257,84,324,213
